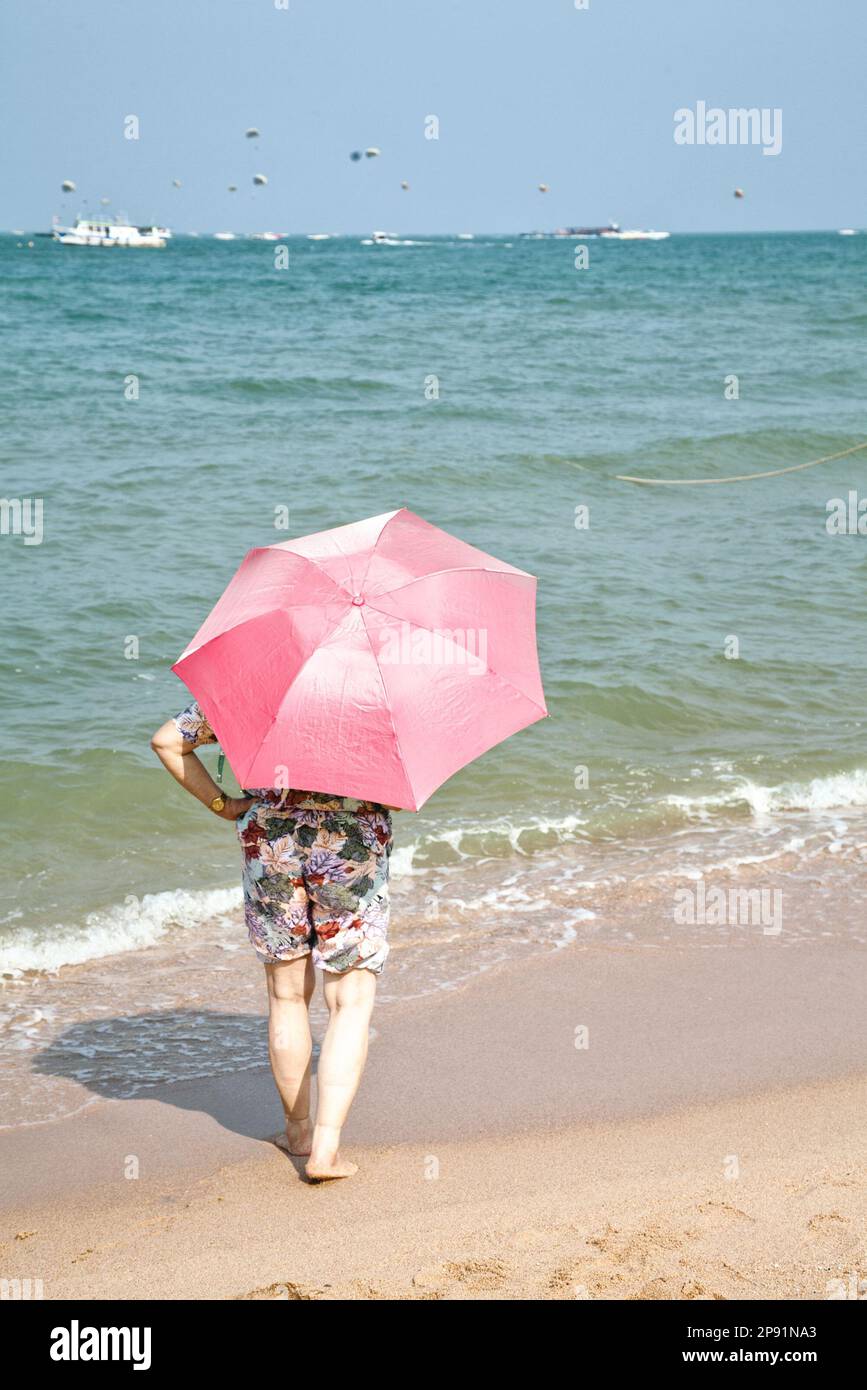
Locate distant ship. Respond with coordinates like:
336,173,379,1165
52,216,168,248
600,227,670,241
551,222,620,238
547,222,670,241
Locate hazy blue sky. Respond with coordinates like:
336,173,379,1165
3,0,865,233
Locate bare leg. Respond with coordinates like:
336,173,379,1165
307,966,377,1181
265,955,315,1155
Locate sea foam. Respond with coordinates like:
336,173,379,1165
0,886,242,977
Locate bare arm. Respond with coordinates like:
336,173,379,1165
150,720,253,821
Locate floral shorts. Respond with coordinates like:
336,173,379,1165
236,793,392,974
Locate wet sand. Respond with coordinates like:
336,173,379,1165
1,940,864,1299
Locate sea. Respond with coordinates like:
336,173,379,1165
2,228,866,1124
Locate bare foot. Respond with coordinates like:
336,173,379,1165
274,1116,313,1157
305,1152,358,1182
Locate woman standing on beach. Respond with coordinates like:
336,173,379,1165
150,699,394,1183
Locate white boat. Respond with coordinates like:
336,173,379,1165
213,231,236,240
599,227,670,241
307,233,332,240
457,232,474,240
248,231,285,241
139,223,171,240
52,216,167,248
362,230,402,245
839,228,858,236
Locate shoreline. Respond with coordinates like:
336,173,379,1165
4,818,866,1131
1,937,864,1299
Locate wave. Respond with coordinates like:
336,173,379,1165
215,376,392,398
666,767,867,820
0,886,242,978
391,810,587,875
0,813,589,975
3,769,865,976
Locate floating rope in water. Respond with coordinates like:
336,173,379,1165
615,440,867,486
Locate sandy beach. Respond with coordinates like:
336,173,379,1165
2,938,864,1301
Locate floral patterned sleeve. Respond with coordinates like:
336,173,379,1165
172,700,218,748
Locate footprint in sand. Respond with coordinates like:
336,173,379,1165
786,1168,860,1196
588,1221,684,1266
547,1263,594,1296
635,1277,724,1301
236,1280,317,1300
695,1200,756,1228
412,1258,509,1294
807,1212,847,1234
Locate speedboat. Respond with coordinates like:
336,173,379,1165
362,230,402,245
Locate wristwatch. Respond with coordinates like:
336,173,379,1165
209,792,227,814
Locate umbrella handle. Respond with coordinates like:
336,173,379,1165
216,752,225,784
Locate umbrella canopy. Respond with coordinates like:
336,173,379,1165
172,508,546,810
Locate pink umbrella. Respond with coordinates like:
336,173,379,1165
172,508,547,810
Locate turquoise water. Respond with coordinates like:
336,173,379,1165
2,229,867,973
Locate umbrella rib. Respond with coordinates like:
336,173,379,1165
184,601,356,658
268,548,354,601
357,509,404,597
235,610,353,784
361,601,547,716
179,550,350,661
359,611,414,804
368,564,534,601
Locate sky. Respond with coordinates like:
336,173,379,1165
2,0,865,234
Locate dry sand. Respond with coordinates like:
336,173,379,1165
1,941,864,1300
